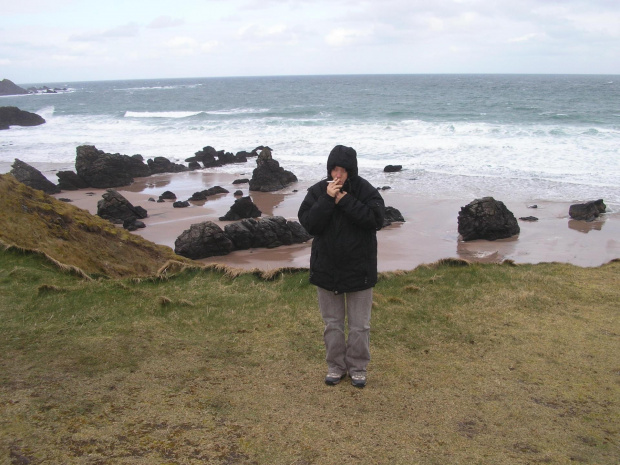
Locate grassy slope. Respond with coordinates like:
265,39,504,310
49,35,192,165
0,174,191,278
0,246,618,464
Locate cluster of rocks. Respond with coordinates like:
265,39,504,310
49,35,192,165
457,197,608,241
0,106,46,130
174,216,311,259
58,145,188,190
186,145,264,169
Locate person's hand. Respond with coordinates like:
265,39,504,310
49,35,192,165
335,190,347,204
326,178,343,198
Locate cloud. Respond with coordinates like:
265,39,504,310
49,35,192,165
508,33,540,43
166,36,219,55
237,23,299,45
148,16,185,29
325,28,372,47
70,23,140,42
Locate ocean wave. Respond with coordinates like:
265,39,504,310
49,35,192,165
124,111,203,118
204,108,270,115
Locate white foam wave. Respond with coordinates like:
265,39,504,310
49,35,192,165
124,111,203,118
205,108,270,115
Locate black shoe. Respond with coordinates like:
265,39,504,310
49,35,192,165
325,372,346,386
351,374,367,388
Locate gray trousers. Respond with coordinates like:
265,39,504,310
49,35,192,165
317,287,373,376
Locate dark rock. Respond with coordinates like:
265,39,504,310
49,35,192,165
174,216,311,259
218,196,262,221
173,200,190,208
10,159,60,194
380,186,392,190
56,170,89,190
233,178,250,184
188,161,201,170
0,106,45,130
188,186,229,201
457,197,520,241
0,79,29,96
384,165,402,173
147,156,187,174
234,190,243,197
569,199,606,222
224,216,293,249
75,145,149,188
249,147,297,192
519,216,539,222
193,146,221,168
528,204,538,209
159,190,177,200
97,189,148,224
58,198,73,203
288,220,312,243
383,206,405,227
174,221,234,259
123,218,147,231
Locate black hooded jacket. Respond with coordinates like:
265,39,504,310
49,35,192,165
298,146,385,293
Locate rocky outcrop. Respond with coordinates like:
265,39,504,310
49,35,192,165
383,206,405,227
188,146,260,168
10,159,60,194
569,199,606,222
219,196,262,221
0,106,45,130
56,170,90,191
457,197,520,241
147,156,187,174
0,80,28,96
174,216,311,259
384,165,402,173
97,189,148,227
249,148,297,192
75,145,149,188
174,221,235,259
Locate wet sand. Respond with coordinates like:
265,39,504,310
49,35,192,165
53,170,620,272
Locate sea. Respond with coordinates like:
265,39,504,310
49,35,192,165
1,74,619,204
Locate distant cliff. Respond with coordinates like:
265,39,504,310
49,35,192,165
0,78,28,96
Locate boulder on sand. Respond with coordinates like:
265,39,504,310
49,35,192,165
249,148,297,192
569,199,606,222
97,189,148,226
457,197,520,241
219,196,262,221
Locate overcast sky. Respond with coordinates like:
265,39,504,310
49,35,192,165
2,0,619,84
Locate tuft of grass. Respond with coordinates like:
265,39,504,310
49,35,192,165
0,247,619,464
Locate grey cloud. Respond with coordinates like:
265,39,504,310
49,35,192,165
70,23,140,42
148,16,185,29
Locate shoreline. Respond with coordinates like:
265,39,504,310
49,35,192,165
48,170,620,272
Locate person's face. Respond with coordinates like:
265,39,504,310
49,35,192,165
330,166,348,184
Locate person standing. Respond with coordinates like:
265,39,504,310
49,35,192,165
298,145,385,388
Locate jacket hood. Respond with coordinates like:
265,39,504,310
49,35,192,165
327,145,358,179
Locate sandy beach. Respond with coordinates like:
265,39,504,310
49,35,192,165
48,169,620,272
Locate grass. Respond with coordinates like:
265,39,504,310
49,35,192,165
1,247,618,464
0,174,191,278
